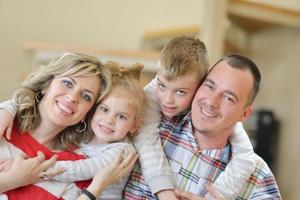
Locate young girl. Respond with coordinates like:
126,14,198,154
0,61,146,200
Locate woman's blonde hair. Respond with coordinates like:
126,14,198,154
13,52,111,150
82,61,148,143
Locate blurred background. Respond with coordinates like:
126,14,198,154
0,0,299,199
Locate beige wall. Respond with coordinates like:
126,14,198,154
0,0,299,199
251,27,300,199
0,0,205,99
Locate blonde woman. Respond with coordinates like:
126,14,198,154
0,53,112,199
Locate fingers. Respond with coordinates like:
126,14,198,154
174,189,204,200
0,158,13,172
38,154,58,170
205,185,226,200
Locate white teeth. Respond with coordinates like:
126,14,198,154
201,107,216,118
99,124,114,133
57,102,73,114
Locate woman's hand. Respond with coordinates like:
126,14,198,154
0,151,64,193
0,109,14,140
78,150,138,200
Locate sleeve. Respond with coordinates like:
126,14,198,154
133,77,174,194
0,100,17,117
211,122,256,199
50,143,135,182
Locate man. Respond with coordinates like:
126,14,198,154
125,54,281,199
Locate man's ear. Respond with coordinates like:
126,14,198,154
241,105,253,122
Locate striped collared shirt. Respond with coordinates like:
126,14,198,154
124,112,281,200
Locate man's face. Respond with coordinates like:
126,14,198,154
191,61,253,138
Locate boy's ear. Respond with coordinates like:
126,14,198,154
241,105,253,122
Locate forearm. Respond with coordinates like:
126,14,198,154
0,100,17,117
134,126,174,193
212,122,255,199
156,189,178,200
53,144,135,182
0,172,23,193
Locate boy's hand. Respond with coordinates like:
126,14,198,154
0,108,14,140
174,185,226,200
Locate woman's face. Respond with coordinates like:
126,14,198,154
39,75,101,129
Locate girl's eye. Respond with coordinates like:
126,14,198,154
100,106,109,113
82,93,92,102
62,80,73,88
176,90,186,96
117,114,127,120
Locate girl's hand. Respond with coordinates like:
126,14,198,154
0,109,14,140
81,150,138,199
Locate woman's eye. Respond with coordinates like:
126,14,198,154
82,93,92,102
62,80,73,88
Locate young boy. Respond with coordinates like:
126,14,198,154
129,35,255,199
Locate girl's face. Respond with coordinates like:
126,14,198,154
91,89,138,144
39,75,100,129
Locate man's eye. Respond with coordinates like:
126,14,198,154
224,95,234,103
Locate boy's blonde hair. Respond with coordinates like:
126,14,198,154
82,61,148,143
13,53,111,150
159,35,209,82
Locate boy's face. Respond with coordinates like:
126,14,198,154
91,89,137,143
155,72,200,118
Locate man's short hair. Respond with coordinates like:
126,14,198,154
210,54,261,106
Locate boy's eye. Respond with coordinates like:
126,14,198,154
62,80,73,88
176,90,186,96
158,83,166,90
82,92,92,102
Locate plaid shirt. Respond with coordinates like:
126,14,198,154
124,112,281,200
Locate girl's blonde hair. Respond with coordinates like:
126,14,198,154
82,61,148,143
13,53,111,150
